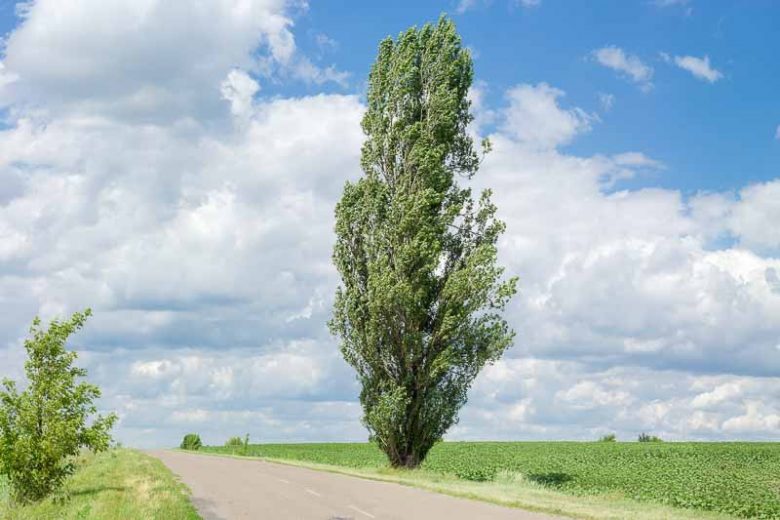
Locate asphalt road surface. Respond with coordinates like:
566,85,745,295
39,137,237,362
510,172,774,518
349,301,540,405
151,450,562,520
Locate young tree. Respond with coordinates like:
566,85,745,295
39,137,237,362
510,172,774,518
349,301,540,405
180,433,202,451
0,309,116,502
330,16,517,468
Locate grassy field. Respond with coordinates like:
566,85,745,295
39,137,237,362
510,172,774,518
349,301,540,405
0,449,200,520
201,441,780,519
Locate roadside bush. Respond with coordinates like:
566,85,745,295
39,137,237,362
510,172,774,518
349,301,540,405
598,433,617,442
180,434,202,451
0,310,116,503
225,436,243,447
638,433,663,443
224,434,250,455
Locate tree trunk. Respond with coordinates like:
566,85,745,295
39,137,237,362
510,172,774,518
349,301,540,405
385,439,425,469
399,451,420,469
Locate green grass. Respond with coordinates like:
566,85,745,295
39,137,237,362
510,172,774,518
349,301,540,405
0,449,200,520
201,441,780,519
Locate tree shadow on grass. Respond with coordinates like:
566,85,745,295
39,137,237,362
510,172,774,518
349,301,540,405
69,485,126,498
527,472,573,488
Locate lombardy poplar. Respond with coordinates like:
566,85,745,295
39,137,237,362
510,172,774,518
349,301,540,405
330,17,517,468
0,310,116,502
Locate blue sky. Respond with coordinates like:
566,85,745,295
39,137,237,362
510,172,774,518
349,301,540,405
0,0,778,447
287,0,780,193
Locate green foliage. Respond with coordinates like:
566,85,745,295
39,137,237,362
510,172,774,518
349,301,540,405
225,436,243,447
638,433,663,443
0,310,116,503
202,441,780,519
224,434,250,455
330,15,516,469
179,434,201,451
599,433,617,442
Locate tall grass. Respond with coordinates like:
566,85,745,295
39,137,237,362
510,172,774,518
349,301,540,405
0,449,199,520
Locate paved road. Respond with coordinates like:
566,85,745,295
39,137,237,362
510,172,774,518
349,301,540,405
151,450,562,520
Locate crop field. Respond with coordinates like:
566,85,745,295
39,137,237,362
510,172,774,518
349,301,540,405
202,441,780,519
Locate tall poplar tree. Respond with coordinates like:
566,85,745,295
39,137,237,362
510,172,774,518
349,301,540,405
330,16,517,468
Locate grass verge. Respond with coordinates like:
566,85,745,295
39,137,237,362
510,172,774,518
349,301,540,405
0,449,200,520
190,449,737,520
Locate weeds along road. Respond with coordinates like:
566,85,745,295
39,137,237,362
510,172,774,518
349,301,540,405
151,450,562,520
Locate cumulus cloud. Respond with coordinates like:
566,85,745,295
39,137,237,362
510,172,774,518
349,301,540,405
592,46,654,91
221,69,261,119
0,0,778,447
722,401,780,433
0,0,346,122
666,54,723,83
472,110,780,380
501,83,597,149
727,180,780,251
455,359,780,441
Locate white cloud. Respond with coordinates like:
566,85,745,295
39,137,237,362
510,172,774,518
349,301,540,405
172,409,211,424
501,83,597,149
221,69,260,119
290,58,350,87
592,46,654,91
670,55,723,83
455,360,780,441
0,0,345,122
775,125,780,140
722,401,780,432
691,381,745,409
727,180,780,251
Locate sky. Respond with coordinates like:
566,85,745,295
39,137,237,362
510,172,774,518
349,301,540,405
0,0,778,448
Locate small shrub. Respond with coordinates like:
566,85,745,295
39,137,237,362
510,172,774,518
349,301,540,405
180,434,202,450
0,310,116,503
598,433,617,442
224,434,250,455
225,436,243,447
638,432,663,443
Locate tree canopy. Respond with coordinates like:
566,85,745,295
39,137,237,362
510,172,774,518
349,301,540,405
330,16,517,468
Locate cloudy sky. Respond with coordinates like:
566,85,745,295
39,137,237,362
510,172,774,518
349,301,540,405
0,0,778,448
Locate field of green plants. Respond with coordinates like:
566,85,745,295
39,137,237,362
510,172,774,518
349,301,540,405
202,441,780,519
